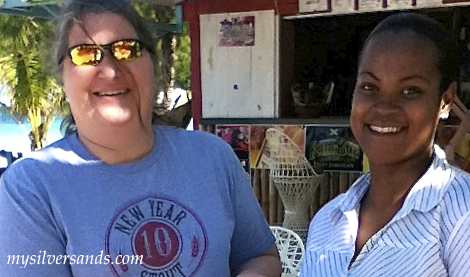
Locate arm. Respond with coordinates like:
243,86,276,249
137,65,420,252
445,211,470,276
0,166,72,277
235,246,281,277
222,145,281,277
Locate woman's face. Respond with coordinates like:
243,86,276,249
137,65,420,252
62,13,155,134
350,33,454,166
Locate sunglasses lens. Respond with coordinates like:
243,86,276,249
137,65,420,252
68,40,144,66
112,40,142,61
70,46,102,66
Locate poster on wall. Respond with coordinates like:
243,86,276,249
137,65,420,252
415,0,441,7
442,0,470,3
332,0,355,13
386,0,413,9
218,16,255,47
300,0,330,13
357,0,384,10
305,125,363,171
250,125,305,169
215,125,251,174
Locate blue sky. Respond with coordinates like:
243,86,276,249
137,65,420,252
0,85,10,107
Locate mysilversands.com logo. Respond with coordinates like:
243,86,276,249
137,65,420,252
106,197,207,277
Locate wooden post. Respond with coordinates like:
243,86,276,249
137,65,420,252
269,180,277,225
252,168,261,202
206,124,214,134
260,169,269,219
319,172,330,208
277,196,284,225
330,172,340,199
339,172,349,194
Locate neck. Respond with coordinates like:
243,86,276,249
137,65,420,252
78,125,155,165
366,152,432,208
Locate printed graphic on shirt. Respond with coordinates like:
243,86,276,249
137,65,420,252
106,197,207,277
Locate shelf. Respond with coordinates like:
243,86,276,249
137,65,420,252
200,116,350,126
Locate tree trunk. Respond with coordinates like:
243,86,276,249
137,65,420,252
152,5,175,111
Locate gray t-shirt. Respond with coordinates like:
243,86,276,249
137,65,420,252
0,126,275,276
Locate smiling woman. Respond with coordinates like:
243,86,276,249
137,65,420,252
300,12,470,277
0,0,281,276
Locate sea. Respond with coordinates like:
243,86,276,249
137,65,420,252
0,119,64,168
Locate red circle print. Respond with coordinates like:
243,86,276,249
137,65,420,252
134,221,181,269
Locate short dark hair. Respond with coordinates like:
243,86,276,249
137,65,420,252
54,0,156,83
358,12,458,95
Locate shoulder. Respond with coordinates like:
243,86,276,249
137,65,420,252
447,167,470,192
441,167,470,214
1,136,78,191
444,210,470,273
155,126,234,154
434,167,470,248
306,174,369,250
305,193,346,247
309,193,345,226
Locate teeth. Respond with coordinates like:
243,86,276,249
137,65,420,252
370,125,400,134
94,90,126,96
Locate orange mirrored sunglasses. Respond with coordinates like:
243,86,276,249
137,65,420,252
67,39,145,66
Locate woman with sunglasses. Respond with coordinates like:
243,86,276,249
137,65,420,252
300,13,470,276
0,0,281,276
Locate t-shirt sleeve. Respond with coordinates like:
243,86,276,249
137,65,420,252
444,210,470,277
224,148,276,273
0,164,72,276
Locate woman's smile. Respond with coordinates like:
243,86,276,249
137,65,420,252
369,125,403,134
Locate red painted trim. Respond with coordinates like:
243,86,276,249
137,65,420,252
442,0,470,3
188,0,298,15
182,0,298,129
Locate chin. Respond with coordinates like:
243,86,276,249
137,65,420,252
98,107,133,123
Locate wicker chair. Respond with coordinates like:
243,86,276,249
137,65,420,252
270,226,305,275
264,128,324,239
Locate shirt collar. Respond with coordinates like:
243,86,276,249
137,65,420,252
329,146,454,224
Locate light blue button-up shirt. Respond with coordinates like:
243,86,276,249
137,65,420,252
300,148,470,276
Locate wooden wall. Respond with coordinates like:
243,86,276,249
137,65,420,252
251,168,361,226
182,0,298,128
199,124,362,225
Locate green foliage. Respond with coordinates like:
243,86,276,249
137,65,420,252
0,14,65,149
132,3,191,91
174,23,191,90
0,2,191,149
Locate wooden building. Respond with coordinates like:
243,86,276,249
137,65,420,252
181,0,470,226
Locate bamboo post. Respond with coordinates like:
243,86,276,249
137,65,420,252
339,172,349,194
198,124,206,132
319,172,330,208
309,179,321,218
269,179,278,225
206,124,214,134
277,196,283,225
260,168,269,219
252,168,261,202
350,172,361,187
330,172,340,199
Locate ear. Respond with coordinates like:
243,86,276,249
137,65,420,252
439,82,456,119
